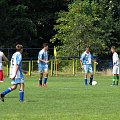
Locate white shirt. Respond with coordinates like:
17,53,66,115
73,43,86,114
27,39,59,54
9,52,23,79
0,51,3,70
113,52,119,66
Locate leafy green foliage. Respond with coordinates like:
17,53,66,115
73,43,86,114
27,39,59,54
51,0,120,56
0,0,71,48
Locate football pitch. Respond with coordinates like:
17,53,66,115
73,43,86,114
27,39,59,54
0,75,120,120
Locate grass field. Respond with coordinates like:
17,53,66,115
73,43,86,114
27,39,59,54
0,75,120,120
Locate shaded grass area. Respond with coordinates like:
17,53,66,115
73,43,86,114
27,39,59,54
0,75,120,120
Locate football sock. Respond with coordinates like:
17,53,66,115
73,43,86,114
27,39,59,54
44,77,48,84
19,90,24,102
116,75,119,85
90,77,93,85
39,79,42,85
84,78,87,85
112,76,116,85
2,87,12,96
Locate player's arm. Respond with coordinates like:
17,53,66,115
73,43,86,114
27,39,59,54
92,57,98,65
22,69,27,74
39,58,49,64
114,54,119,66
80,60,83,69
80,54,84,69
38,52,49,64
2,53,8,64
11,64,19,80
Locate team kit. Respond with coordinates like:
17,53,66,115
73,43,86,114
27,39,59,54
0,44,119,102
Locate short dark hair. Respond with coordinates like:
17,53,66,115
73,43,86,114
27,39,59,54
111,46,116,50
16,44,23,51
43,43,48,48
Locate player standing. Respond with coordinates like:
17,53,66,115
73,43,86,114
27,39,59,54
0,44,27,102
80,47,94,85
0,49,8,82
38,43,49,87
111,46,120,86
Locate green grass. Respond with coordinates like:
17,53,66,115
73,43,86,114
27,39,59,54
0,75,120,120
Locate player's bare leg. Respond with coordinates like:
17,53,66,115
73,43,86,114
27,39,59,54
0,85,17,102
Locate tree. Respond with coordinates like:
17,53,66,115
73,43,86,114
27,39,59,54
51,0,120,57
51,0,106,56
0,0,71,48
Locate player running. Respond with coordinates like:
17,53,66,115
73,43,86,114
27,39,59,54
38,43,49,87
0,44,27,102
80,47,95,85
111,46,120,86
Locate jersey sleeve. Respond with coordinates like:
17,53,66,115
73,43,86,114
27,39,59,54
80,53,84,61
38,51,43,59
16,54,22,65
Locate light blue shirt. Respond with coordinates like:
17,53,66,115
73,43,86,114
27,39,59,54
80,51,93,65
38,49,48,66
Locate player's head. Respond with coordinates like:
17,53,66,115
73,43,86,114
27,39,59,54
85,47,90,53
111,46,116,53
43,43,48,51
16,44,23,53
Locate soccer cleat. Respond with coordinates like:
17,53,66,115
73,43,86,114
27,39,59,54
43,84,47,87
89,82,92,85
39,84,42,87
19,100,24,102
110,84,115,86
0,93,4,102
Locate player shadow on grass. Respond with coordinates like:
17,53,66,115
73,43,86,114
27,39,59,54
5,96,39,103
25,100,39,103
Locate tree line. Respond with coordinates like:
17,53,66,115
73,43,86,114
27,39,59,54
0,0,119,57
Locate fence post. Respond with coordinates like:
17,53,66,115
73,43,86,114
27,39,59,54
73,58,75,76
51,57,54,76
32,60,34,72
6,64,9,77
28,59,32,76
94,62,97,74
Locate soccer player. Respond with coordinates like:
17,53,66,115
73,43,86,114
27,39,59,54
80,47,94,85
38,43,49,87
111,46,120,86
0,49,8,82
0,44,27,102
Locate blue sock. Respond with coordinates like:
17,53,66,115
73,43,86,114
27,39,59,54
90,77,93,85
44,77,48,84
39,79,42,85
84,78,87,85
19,90,24,102
2,88,12,96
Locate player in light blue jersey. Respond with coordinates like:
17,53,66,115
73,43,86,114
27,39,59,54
0,44,27,102
38,43,49,87
80,47,95,85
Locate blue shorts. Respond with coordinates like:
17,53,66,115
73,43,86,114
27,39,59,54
11,78,24,85
83,64,93,74
38,64,48,73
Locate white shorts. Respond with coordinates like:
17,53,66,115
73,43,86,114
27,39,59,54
83,64,93,74
113,65,119,74
11,78,24,85
38,64,48,73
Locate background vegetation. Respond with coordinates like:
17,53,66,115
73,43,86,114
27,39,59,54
0,0,119,57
